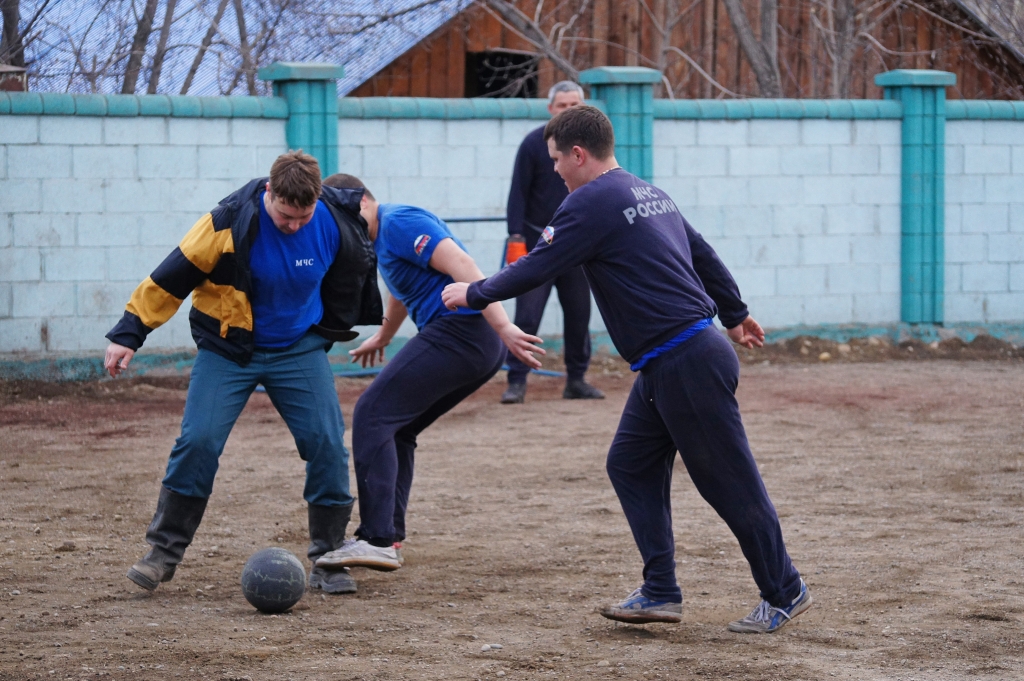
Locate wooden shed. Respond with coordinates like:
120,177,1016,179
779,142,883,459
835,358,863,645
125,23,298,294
349,0,1024,100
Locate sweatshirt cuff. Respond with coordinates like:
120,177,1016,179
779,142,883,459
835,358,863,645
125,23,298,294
466,281,493,311
718,305,750,330
105,311,151,351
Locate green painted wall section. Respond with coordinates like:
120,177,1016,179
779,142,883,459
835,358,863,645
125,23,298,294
652,98,903,119
258,63,344,176
338,97,552,119
0,91,288,117
945,100,1024,119
876,70,956,325
579,67,660,181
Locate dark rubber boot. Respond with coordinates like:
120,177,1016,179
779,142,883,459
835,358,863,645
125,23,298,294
563,379,605,400
308,502,357,594
501,382,527,404
127,487,208,591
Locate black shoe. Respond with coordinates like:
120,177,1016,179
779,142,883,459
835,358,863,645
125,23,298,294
307,502,357,594
309,566,357,594
127,487,208,591
563,379,604,400
501,383,527,404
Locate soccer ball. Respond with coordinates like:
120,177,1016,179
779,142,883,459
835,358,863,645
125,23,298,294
240,547,306,613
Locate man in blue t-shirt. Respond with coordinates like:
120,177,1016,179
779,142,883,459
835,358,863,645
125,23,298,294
104,152,381,597
443,107,812,634
313,174,544,572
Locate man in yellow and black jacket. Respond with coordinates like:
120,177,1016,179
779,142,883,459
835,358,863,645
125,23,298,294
104,151,382,597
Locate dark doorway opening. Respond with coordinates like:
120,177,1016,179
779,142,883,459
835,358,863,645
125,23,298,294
464,51,539,98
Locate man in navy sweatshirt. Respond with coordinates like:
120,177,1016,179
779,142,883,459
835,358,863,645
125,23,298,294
502,80,603,404
442,106,812,633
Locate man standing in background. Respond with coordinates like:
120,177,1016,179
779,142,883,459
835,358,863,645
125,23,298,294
502,81,604,404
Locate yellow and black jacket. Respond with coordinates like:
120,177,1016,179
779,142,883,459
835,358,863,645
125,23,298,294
106,178,383,366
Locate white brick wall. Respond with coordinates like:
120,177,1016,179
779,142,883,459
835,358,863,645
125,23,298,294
4,112,1022,357
945,120,1024,323
653,118,903,327
0,115,287,353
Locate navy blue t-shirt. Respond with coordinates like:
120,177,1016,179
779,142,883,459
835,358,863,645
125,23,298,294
467,169,748,366
249,193,340,348
375,203,481,331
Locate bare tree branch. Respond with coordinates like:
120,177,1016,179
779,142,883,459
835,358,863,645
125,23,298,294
122,0,159,93
147,0,177,94
180,0,230,95
232,0,256,94
0,0,24,65
721,0,783,96
482,0,579,81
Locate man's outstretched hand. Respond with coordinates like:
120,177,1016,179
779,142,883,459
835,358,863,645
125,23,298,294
496,323,546,369
441,282,470,311
104,343,135,378
727,316,765,349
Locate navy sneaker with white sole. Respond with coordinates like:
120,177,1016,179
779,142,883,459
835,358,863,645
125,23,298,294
599,587,682,624
727,578,813,633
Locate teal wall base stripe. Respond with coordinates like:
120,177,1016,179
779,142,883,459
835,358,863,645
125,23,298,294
762,322,1024,347
4,325,1023,382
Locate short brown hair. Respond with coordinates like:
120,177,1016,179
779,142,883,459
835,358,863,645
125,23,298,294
323,173,375,201
269,151,321,207
543,105,615,160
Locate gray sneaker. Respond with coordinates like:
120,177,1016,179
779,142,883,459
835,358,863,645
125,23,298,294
316,538,402,571
501,383,527,404
309,565,357,594
599,587,682,624
728,579,813,633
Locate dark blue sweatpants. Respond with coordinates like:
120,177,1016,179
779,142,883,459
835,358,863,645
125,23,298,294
607,326,801,607
507,232,592,384
352,314,505,544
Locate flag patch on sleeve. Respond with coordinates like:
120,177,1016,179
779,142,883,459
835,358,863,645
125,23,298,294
541,226,555,244
413,234,431,256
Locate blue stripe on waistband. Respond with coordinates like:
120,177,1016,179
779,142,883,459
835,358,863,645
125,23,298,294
630,318,714,372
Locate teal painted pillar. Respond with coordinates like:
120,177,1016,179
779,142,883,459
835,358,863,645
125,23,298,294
258,62,344,177
578,67,661,181
875,69,956,325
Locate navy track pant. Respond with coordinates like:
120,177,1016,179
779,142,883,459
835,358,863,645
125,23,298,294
352,314,505,544
607,326,801,606
506,233,592,384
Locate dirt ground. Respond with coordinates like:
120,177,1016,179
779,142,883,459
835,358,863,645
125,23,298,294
1,344,1023,680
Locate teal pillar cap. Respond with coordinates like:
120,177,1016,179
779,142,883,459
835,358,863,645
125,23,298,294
579,67,663,85
874,70,956,87
258,62,345,82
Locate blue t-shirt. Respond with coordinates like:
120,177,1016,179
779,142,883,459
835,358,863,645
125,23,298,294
375,203,481,330
250,193,340,348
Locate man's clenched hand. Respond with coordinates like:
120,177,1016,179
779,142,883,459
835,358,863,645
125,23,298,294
104,343,135,378
441,282,470,311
